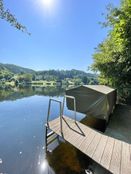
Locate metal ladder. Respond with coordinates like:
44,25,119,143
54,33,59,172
45,95,77,153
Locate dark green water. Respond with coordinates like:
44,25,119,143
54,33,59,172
0,86,85,174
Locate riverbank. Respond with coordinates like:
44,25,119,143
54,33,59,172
105,104,131,144
2,80,76,88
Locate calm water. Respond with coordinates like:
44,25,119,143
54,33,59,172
0,86,85,174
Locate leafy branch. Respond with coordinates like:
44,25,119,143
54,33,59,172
0,0,30,34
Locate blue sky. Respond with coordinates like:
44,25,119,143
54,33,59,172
0,0,120,71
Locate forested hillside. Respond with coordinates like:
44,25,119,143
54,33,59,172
0,63,98,85
36,69,96,80
0,63,35,74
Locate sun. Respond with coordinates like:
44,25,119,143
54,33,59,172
41,0,54,9
34,0,59,16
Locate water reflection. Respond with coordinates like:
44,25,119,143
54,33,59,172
41,159,48,171
0,86,65,102
0,86,107,174
46,142,91,174
0,87,64,174
39,159,55,174
0,86,84,174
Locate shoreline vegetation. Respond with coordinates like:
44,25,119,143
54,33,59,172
0,63,98,88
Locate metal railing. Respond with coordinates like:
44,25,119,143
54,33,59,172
46,98,63,135
62,95,77,123
46,95,77,136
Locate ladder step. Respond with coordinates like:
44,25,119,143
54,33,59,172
47,135,58,145
47,133,57,142
47,131,55,138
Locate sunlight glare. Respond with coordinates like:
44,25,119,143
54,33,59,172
33,0,60,17
42,0,54,8
41,159,48,171
40,0,55,12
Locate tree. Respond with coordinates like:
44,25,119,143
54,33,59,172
82,76,89,85
92,0,131,101
17,73,32,83
0,0,29,34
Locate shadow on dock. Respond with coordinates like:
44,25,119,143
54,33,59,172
46,104,131,174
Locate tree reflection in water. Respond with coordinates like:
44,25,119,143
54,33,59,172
0,86,65,102
46,142,91,174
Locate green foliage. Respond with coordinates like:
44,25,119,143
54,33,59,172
92,0,131,100
0,86,65,101
82,76,89,85
37,69,97,81
0,0,29,34
17,73,32,83
0,65,14,80
0,63,98,85
0,63,35,74
72,78,82,86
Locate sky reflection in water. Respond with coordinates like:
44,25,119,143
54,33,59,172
0,87,85,174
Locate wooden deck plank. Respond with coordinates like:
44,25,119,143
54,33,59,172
121,142,131,174
92,135,108,163
100,137,115,170
47,116,131,174
86,133,102,158
109,139,122,174
77,129,92,148
62,117,89,148
79,130,96,154
48,117,61,135
62,116,93,147
61,119,80,143
48,117,60,129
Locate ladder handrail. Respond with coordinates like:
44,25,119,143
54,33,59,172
46,98,63,135
62,95,77,122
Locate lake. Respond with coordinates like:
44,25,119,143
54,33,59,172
0,86,85,174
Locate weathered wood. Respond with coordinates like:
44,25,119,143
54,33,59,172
92,135,108,163
79,129,96,154
86,133,102,158
109,139,122,174
48,116,131,174
121,142,131,174
100,137,114,170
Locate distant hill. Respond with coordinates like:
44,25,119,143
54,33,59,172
0,63,97,83
37,69,97,80
0,63,35,74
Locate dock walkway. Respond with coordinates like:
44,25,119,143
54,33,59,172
47,115,131,174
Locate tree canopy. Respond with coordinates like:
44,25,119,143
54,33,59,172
92,0,131,101
0,0,29,34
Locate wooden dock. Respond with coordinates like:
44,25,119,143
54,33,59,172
47,115,131,174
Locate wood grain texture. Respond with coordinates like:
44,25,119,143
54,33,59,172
92,135,108,163
48,116,131,174
109,139,122,174
100,137,115,170
121,142,131,174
